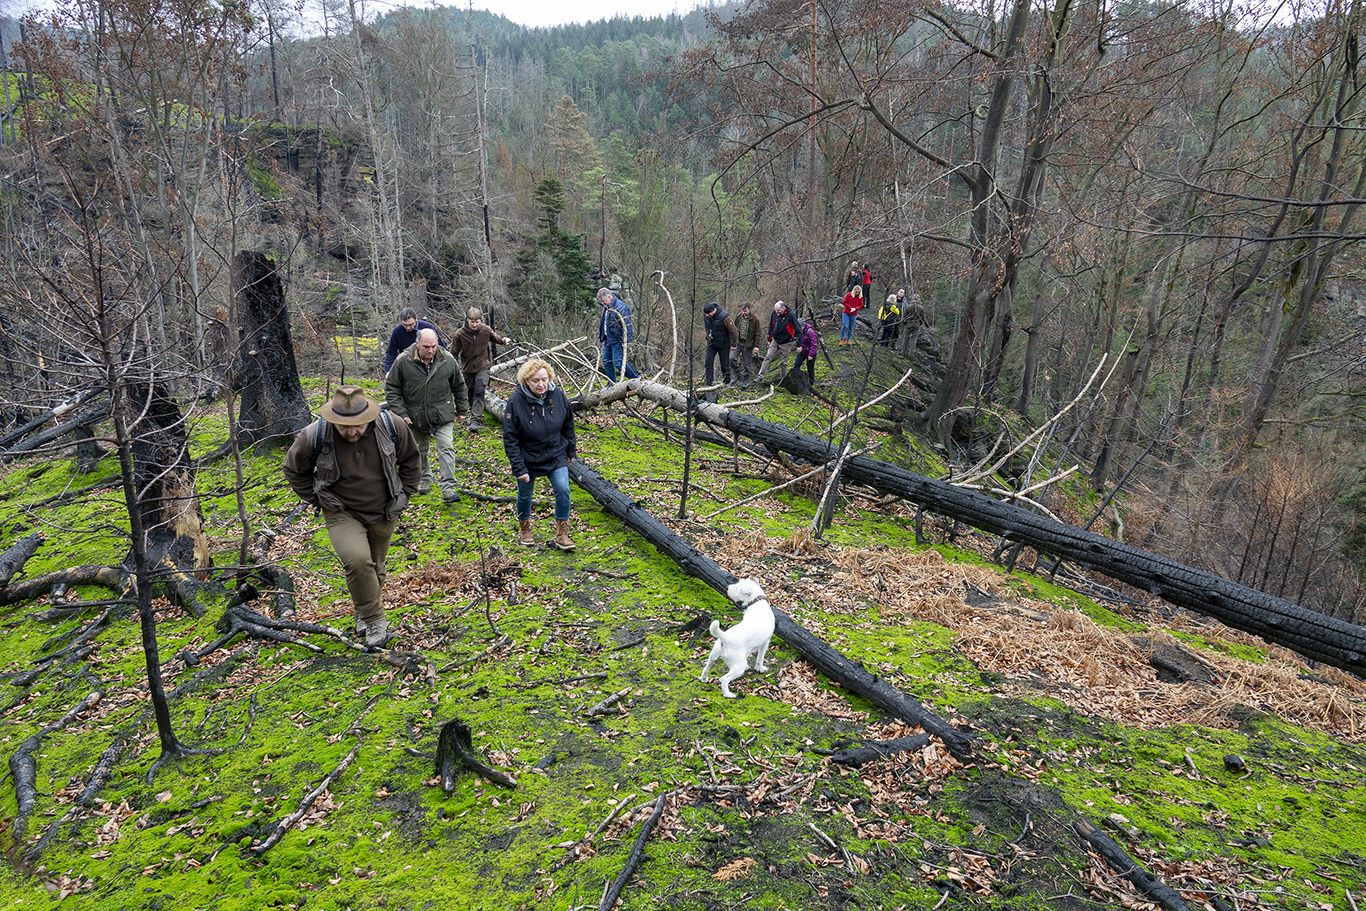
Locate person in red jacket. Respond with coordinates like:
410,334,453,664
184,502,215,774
840,285,864,345
757,300,799,382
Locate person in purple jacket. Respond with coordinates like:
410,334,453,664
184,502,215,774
792,317,820,388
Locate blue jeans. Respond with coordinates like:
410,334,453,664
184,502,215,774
517,465,572,521
840,312,857,340
602,342,640,382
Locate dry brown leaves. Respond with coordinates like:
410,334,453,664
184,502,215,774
831,545,1366,741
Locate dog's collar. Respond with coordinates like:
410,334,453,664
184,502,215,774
737,592,766,609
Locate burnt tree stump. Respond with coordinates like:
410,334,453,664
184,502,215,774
232,251,312,449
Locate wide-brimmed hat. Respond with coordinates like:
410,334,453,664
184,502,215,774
321,385,382,426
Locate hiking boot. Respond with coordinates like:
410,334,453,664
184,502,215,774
365,619,390,649
442,488,462,504
418,480,433,495
549,519,576,551
517,518,535,547
354,618,367,638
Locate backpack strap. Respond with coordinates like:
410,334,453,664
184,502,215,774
378,409,399,447
310,417,328,463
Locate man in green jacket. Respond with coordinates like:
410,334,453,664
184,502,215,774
384,328,468,504
733,302,763,387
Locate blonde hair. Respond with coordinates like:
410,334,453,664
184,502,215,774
516,358,556,387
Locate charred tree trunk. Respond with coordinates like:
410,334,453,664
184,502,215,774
231,251,312,448
604,380,1366,677
566,460,976,759
0,533,41,587
124,378,212,613
0,401,110,462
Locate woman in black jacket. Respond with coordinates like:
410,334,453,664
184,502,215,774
503,358,578,550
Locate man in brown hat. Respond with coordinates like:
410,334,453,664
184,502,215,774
283,385,421,648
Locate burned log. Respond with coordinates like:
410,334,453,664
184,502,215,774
0,387,103,450
567,461,975,760
611,380,1366,678
231,251,312,448
828,733,932,768
1,401,111,462
1073,819,1192,911
0,533,41,588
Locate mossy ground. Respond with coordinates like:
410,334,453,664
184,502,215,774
1,351,1363,910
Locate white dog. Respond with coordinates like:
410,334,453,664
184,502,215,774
700,578,776,698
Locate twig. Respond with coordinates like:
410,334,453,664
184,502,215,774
582,567,636,580
807,821,856,872
436,634,512,673
249,739,362,855
599,795,666,911
584,688,630,717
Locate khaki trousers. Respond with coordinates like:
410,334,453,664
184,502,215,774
412,421,458,497
323,510,398,626
757,340,794,382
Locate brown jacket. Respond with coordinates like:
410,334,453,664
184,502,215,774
283,418,420,525
451,322,510,375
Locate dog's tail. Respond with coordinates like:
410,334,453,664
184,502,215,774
709,619,725,639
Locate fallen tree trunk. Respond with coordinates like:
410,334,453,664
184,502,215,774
567,461,975,760
1,402,111,462
608,380,1366,678
0,388,103,450
0,534,41,587
1073,819,1192,911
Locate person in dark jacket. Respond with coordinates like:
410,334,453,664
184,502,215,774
384,329,468,504
793,318,820,387
878,294,902,348
844,261,862,293
451,307,512,432
382,307,442,377
597,288,640,382
757,300,799,383
702,301,736,385
503,358,578,551
283,386,420,648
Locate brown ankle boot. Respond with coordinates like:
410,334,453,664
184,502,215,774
517,518,535,547
550,518,576,551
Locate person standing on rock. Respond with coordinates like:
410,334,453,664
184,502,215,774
283,386,420,649
452,307,512,433
385,328,468,504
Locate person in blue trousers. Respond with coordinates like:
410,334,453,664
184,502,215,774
597,287,640,382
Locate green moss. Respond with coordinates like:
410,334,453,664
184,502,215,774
0,379,1362,911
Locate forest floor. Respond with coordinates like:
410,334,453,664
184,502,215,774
1,356,1364,911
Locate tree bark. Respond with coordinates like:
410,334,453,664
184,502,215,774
231,251,312,447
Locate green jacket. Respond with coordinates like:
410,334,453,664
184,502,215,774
384,344,468,430
735,311,763,349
